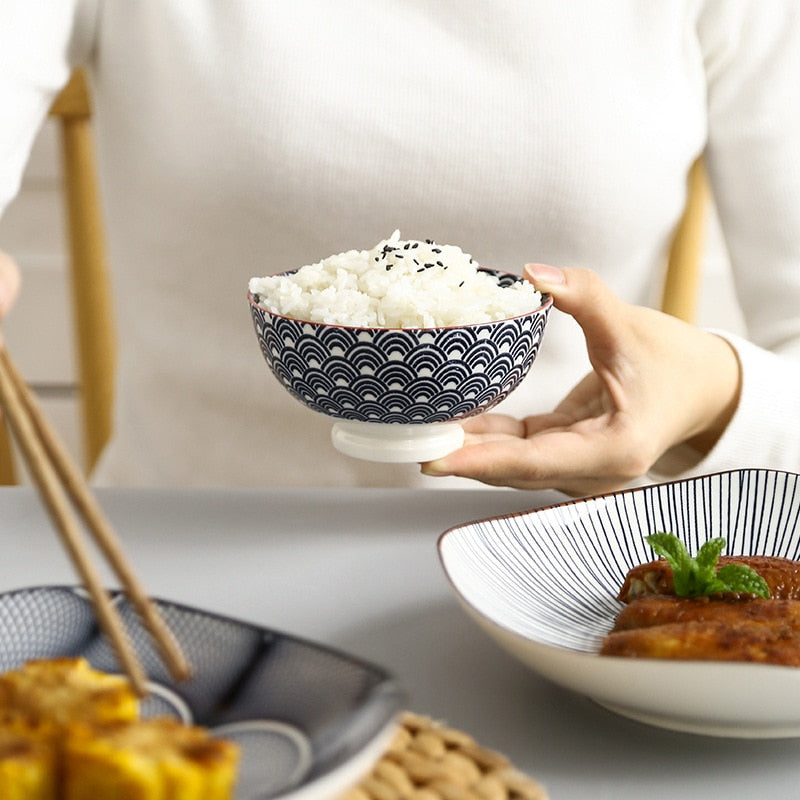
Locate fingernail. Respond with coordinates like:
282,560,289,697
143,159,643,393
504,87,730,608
421,459,452,476
524,263,565,288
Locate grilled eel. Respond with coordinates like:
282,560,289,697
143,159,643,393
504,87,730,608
611,593,800,631
601,609,800,664
617,555,800,602
602,556,800,665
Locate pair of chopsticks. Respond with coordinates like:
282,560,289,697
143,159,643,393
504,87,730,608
0,343,191,696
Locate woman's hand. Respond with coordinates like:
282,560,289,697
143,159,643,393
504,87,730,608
0,250,21,318
421,263,741,496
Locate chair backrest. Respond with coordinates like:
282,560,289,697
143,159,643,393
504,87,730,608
660,157,709,322
0,73,708,485
50,70,116,475
0,70,115,484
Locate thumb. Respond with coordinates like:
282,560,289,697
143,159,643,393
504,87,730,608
524,263,628,345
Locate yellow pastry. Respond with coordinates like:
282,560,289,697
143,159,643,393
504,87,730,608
0,658,240,799
0,718,56,800
64,717,239,800
0,657,138,727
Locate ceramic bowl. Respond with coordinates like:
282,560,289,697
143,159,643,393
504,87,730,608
248,270,551,462
438,469,800,738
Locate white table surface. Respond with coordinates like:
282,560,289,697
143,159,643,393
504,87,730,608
1,486,799,799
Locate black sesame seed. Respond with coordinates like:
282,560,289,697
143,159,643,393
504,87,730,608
431,248,441,253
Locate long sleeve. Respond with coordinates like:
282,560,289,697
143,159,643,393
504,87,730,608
653,0,800,478
0,0,98,215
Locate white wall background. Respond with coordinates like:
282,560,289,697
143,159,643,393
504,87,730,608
0,120,745,484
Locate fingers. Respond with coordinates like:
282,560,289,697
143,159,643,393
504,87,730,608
422,427,643,495
524,263,617,317
524,263,629,359
423,263,742,495
460,413,526,436
0,251,21,317
530,263,741,452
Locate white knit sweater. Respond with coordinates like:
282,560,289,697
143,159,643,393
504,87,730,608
1,0,799,487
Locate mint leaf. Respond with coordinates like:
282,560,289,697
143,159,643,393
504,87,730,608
643,532,770,599
692,537,727,593
645,533,695,596
645,532,692,572
695,537,726,573
712,564,770,598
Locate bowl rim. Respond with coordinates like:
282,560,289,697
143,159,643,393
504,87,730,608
436,467,800,548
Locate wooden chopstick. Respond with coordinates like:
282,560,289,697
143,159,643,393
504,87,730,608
0,343,191,695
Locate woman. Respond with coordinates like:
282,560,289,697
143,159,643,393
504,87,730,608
1,2,798,492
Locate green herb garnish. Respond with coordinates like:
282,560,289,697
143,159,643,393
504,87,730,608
645,532,770,598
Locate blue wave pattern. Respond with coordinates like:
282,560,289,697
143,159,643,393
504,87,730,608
439,469,800,653
250,292,550,423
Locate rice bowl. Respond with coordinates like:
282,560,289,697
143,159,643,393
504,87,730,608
248,233,551,462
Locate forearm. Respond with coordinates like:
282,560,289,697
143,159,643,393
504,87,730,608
651,332,800,479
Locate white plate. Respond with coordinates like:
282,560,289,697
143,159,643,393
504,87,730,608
438,469,800,738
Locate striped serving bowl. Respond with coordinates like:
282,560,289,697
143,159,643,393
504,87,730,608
439,469,800,738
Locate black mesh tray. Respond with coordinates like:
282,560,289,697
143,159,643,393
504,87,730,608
0,585,405,800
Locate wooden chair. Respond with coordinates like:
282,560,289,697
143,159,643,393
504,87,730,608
660,157,709,322
0,70,709,485
0,70,115,484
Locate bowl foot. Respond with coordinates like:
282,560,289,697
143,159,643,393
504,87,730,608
331,420,465,463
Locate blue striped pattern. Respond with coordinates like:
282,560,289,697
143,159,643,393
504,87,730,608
439,469,800,653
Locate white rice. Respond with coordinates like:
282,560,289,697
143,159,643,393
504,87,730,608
248,231,543,328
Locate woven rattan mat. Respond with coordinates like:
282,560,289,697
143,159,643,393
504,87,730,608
343,712,549,800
